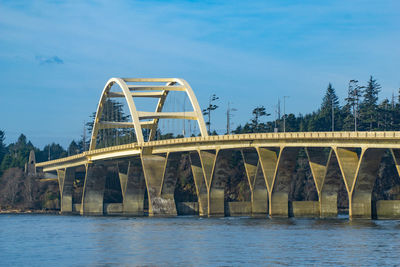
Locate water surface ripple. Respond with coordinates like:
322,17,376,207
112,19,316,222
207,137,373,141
1,214,399,266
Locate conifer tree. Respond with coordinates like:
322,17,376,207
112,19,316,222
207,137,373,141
319,83,340,131
343,80,363,131
360,76,381,131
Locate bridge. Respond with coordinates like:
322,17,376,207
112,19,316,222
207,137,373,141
36,78,400,219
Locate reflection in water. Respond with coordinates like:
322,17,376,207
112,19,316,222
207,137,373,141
0,214,400,266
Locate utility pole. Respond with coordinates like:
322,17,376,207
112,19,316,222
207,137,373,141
283,96,289,133
332,97,334,132
354,86,358,132
82,121,87,152
274,103,278,133
226,102,237,134
183,95,186,136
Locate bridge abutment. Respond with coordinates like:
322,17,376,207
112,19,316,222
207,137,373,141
81,164,107,215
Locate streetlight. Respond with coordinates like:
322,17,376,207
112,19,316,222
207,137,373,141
283,96,289,133
226,102,237,135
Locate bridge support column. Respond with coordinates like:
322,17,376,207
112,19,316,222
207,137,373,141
118,158,146,216
335,147,384,219
141,151,183,216
208,150,234,216
242,148,268,216
189,151,215,216
260,147,299,217
391,149,400,179
81,164,107,215
306,147,342,218
320,151,343,217
57,167,75,213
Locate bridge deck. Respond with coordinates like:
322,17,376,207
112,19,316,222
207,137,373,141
36,131,400,172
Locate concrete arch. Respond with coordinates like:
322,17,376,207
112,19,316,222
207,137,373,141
89,78,208,150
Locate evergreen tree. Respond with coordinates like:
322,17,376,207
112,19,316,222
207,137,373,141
39,143,67,161
377,99,390,130
86,99,131,148
0,134,35,170
68,140,81,156
250,106,270,132
319,83,340,131
360,76,381,131
343,80,363,131
202,94,219,134
0,130,5,165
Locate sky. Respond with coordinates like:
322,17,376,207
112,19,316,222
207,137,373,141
0,0,399,148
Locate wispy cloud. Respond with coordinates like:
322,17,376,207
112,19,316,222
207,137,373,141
35,55,64,65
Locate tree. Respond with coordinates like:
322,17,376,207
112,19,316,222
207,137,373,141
202,94,219,134
320,83,340,131
87,99,131,148
0,134,35,170
41,143,67,161
377,98,390,130
343,80,363,131
0,130,5,166
250,106,270,132
360,76,381,130
68,140,81,156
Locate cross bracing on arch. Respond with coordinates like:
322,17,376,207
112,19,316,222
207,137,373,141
89,78,208,150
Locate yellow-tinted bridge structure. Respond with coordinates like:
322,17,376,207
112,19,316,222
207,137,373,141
36,78,400,219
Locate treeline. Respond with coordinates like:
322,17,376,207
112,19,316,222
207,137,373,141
0,133,68,176
233,76,400,134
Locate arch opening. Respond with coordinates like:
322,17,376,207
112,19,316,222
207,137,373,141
89,78,208,150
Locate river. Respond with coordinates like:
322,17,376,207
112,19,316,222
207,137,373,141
0,214,399,266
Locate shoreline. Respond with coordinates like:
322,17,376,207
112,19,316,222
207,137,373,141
0,209,60,214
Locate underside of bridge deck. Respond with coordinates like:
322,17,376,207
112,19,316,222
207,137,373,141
48,144,400,219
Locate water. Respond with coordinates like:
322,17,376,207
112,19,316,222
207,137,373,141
1,214,400,266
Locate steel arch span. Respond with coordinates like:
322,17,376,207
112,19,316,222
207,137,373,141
89,78,208,150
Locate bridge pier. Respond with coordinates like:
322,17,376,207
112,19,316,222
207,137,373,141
270,147,299,217
242,148,268,216
141,152,183,216
118,158,146,216
335,147,385,219
258,147,299,217
80,164,107,215
208,150,234,216
57,167,75,214
320,151,342,217
306,148,343,218
189,151,215,216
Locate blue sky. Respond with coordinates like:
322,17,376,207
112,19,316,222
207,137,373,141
0,0,399,148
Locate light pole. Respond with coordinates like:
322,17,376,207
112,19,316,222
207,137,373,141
226,102,237,135
283,96,289,133
332,97,334,132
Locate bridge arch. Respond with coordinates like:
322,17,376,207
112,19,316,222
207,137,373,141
89,78,208,150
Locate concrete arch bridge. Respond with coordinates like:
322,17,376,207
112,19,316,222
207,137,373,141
36,78,400,219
